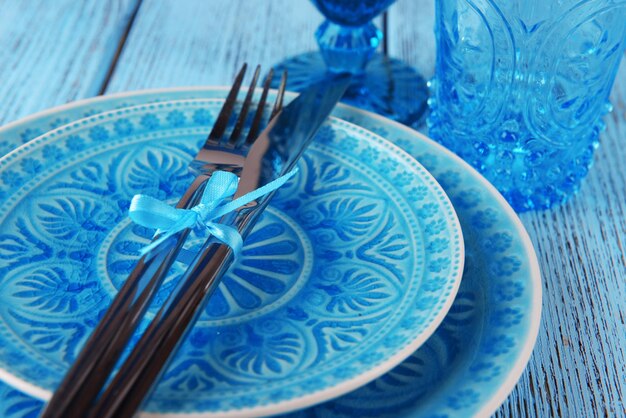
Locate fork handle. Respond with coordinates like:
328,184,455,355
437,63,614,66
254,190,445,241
86,207,259,418
89,241,234,418
39,177,210,418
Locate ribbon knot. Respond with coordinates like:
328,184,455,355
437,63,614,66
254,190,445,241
129,169,297,257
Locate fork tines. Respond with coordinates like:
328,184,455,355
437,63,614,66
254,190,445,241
206,64,288,149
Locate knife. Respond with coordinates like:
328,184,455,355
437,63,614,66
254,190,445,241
86,73,352,418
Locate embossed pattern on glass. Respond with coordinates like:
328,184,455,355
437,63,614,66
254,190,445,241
428,0,626,211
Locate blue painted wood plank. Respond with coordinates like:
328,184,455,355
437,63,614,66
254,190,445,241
0,0,622,416
388,1,626,416
105,0,382,91
105,0,323,91
0,0,140,125
385,0,436,79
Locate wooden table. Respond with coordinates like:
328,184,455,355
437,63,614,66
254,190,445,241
0,1,624,416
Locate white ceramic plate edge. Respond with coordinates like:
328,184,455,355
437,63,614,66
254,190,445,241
0,95,466,418
0,87,541,418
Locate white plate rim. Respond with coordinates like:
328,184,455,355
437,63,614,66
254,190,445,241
0,94,467,417
0,86,541,418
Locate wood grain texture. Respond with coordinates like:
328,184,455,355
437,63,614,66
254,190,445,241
0,0,140,125
105,0,382,91
0,0,623,416
386,0,436,79
388,1,626,416
105,0,324,91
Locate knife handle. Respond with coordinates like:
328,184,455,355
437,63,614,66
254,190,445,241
88,243,233,418
39,177,210,418
86,208,260,418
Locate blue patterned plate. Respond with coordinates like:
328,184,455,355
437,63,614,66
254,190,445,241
0,99,463,416
0,88,540,418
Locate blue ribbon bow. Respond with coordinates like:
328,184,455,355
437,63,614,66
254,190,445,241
129,169,297,257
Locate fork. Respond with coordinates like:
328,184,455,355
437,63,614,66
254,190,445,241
85,71,352,418
39,64,288,418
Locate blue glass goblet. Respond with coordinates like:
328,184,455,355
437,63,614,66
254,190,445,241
272,0,428,128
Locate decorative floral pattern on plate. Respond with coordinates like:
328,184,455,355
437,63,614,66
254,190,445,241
0,99,463,416
0,89,539,418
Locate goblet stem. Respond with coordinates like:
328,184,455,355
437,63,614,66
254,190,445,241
271,2,429,129
316,20,382,74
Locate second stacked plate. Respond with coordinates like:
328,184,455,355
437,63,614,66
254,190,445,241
0,87,540,418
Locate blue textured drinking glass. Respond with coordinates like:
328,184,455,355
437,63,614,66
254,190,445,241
272,0,429,128
428,0,626,211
